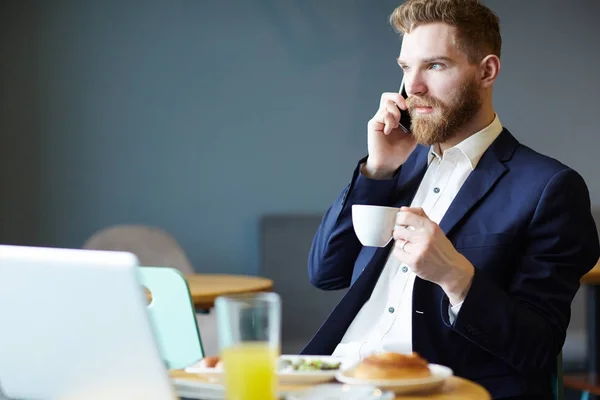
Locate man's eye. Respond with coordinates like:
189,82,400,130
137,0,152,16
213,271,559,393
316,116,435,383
429,63,444,70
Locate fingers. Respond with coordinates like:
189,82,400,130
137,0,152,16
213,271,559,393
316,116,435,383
384,100,401,122
392,240,413,263
395,207,430,229
398,240,411,254
370,108,396,135
380,92,408,110
393,223,423,244
393,227,412,242
367,118,386,135
373,101,402,135
393,208,435,243
384,102,401,134
369,92,409,136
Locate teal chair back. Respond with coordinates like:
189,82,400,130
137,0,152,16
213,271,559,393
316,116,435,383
553,351,564,400
137,266,204,369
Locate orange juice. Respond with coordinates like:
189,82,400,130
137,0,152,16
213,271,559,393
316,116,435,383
221,342,278,400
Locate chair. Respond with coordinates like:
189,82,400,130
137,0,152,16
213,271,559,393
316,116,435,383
83,225,221,357
83,224,194,274
138,266,204,369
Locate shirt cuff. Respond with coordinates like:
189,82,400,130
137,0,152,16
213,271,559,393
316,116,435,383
448,301,464,325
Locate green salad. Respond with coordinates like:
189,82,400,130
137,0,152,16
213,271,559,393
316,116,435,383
280,358,341,372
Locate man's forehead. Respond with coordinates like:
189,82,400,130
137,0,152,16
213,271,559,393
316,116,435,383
398,23,460,63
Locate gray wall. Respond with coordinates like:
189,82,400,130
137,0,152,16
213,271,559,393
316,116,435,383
1,0,599,278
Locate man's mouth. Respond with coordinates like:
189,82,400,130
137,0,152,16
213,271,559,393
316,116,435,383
414,106,433,114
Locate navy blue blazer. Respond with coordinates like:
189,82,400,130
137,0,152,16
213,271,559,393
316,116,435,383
301,129,600,399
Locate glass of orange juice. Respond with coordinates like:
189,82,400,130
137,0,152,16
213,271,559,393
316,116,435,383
215,292,281,400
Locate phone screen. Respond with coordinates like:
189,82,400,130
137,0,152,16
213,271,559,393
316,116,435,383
398,77,412,134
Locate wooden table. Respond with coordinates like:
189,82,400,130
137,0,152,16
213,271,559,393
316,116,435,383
184,274,274,310
169,369,491,400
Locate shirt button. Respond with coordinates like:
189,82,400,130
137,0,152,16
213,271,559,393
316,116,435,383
433,187,440,193
388,307,395,313
401,266,408,273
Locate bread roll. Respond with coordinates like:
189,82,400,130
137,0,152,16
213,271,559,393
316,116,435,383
352,352,431,380
202,356,220,368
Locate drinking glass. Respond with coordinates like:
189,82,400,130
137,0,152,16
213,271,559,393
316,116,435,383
215,292,281,400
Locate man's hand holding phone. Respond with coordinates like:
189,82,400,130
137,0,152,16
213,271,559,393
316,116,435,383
363,81,417,180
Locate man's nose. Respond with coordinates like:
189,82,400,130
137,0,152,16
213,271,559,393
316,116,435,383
405,72,427,96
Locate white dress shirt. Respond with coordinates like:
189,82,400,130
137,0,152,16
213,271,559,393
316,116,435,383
332,114,504,361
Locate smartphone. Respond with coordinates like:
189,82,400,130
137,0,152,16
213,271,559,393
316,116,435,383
398,76,412,134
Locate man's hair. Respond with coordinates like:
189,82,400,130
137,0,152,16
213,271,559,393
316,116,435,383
390,0,501,63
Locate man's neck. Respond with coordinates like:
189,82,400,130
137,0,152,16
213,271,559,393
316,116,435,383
438,105,496,155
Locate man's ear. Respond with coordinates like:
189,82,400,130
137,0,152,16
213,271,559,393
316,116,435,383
479,54,500,88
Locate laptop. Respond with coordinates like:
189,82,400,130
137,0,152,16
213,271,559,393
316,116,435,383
0,244,176,400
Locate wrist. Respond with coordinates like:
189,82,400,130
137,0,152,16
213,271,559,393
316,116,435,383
361,160,400,180
441,260,475,306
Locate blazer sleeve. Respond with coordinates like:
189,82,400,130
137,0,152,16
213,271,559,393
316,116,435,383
441,168,600,374
308,157,400,290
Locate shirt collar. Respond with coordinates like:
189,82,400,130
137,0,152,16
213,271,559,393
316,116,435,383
429,114,503,170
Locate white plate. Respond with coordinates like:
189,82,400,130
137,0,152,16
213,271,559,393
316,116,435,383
335,363,453,395
185,355,346,385
172,378,302,400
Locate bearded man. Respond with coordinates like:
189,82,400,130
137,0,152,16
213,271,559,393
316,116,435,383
301,1,599,399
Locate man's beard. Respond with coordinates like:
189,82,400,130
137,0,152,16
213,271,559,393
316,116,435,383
406,78,482,146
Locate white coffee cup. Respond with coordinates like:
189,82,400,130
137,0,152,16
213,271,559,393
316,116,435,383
351,204,400,247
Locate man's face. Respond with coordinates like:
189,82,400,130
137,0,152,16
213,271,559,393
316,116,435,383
398,23,482,146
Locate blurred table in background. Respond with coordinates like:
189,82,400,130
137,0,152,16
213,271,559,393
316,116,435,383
185,274,274,310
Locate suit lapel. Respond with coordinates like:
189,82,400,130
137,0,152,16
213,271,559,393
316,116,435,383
392,145,430,208
438,129,518,236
